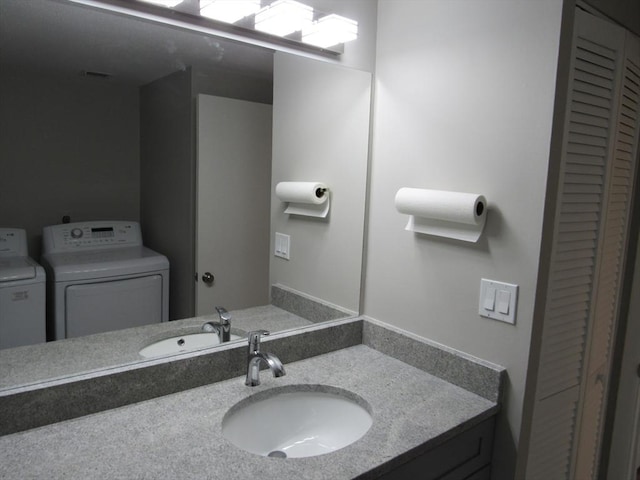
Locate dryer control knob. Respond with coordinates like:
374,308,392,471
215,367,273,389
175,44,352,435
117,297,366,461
71,228,83,239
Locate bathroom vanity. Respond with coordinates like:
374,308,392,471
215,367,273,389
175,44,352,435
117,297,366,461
0,318,503,479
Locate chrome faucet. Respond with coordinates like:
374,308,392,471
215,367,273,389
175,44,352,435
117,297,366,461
245,330,286,386
201,306,232,343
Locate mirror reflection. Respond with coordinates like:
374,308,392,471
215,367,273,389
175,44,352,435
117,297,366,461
0,0,371,387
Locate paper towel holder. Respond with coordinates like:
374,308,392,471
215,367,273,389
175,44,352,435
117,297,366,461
394,187,488,243
275,181,331,218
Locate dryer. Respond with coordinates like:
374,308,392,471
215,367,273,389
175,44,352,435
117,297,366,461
0,228,46,348
41,221,169,340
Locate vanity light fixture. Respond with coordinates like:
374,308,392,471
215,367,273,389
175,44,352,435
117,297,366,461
302,14,358,48
199,0,261,24
138,0,184,7
128,0,358,52
254,0,313,37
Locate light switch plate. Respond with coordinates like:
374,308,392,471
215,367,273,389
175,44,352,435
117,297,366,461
479,278,518,324
274,232,290,260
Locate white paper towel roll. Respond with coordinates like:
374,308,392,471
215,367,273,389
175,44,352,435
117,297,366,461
276,182,330,217
394,188,487,242
276,182,328,205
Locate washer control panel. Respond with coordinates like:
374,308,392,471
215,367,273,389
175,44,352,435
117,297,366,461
42,221,143,253
0,228,28,257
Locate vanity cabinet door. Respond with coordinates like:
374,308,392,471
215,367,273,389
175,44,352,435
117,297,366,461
376,417,495,480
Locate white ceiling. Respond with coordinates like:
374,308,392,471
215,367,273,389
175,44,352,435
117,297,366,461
0,0,274,86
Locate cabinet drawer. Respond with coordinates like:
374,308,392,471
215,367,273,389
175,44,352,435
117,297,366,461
377,417,495,480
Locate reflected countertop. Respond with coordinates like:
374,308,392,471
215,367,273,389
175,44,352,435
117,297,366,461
0,305,312,390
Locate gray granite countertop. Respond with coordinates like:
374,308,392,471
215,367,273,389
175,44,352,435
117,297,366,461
0,344,497,480
0,305,312,389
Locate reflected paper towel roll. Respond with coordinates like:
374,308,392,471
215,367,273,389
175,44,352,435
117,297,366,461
394,188,487,242
276,182,330,218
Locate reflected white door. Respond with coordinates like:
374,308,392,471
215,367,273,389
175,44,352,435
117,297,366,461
195,94,272,316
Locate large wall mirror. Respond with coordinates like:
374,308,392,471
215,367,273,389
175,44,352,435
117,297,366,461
0,0,372,388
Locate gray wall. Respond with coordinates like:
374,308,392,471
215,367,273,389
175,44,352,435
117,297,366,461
0,66,140,259
140,69,196,321
364,1,564,478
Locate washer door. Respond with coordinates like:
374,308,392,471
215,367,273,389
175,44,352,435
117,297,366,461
65,275,163,338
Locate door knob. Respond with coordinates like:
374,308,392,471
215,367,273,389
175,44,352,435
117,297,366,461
202,272,214,285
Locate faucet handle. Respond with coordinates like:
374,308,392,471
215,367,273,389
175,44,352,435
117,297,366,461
248,330,270,352
215,306,231,324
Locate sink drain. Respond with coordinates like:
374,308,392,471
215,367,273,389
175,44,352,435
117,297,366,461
267,450,287,458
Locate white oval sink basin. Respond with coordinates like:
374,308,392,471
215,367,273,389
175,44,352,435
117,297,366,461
139,332,242,358
222,385,372,458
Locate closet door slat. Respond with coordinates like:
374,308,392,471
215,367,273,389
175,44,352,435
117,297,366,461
525,9,629,479
574,39,640,478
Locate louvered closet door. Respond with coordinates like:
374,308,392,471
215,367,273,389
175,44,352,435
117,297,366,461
574,30,640,479
525,9,628,479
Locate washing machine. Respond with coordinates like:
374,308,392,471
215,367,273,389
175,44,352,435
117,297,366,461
0,228,46,349
41,221,169,340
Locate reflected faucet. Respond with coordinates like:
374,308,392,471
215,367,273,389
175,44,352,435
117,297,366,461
245,330,286,387
201,306,232,343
